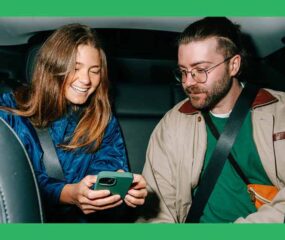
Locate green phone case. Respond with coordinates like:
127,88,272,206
94,171,133,197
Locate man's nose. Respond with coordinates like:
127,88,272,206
183,72,197,87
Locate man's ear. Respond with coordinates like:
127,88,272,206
229,55,241,77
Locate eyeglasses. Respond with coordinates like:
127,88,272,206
173,56,233,84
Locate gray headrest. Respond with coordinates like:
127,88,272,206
114,83,173,117
25,44,42,83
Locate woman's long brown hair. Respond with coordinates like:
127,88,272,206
1,24,111,152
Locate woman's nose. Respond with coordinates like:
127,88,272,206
78,71,91,84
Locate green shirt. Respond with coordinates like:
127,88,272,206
197,112,272,223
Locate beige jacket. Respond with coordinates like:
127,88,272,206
140,88,285,223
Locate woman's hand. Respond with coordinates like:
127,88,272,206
124,174,148,208
60,175,123,215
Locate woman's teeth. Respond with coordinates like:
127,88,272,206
72,85,88,93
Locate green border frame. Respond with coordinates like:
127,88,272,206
1,0,285,239
0,0,285,16
1,223,285,240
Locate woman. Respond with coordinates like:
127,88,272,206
0,24,147,222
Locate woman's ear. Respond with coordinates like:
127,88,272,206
229,55,241,77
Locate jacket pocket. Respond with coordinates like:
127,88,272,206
273,132,285,141
273,131,285,186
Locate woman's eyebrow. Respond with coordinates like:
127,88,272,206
75,62,101,68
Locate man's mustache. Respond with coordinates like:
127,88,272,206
185,86,207,94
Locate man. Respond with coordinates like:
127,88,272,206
140,17,285,223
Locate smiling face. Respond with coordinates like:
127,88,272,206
178,37,240,111
64,44,101,105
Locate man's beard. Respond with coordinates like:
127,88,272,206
184,74,233,110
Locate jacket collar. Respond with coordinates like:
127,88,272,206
178,88,278,115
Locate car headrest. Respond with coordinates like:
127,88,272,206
0,117,44,222
113,83,173,117
25,44,42,83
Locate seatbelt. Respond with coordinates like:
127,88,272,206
185,83,259,223
35,128,65,181
202,112,250,185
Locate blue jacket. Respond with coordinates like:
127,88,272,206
0,92,129,221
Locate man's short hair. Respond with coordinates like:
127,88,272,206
178,17,246,75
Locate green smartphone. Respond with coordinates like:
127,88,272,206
93,171,134,198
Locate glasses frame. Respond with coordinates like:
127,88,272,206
174,55,234,84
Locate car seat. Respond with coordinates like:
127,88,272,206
0,118,44,223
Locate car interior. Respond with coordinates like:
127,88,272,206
0,17,285,222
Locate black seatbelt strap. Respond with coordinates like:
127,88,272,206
35,128,65,181
202,112,250,185
185,83,259,223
